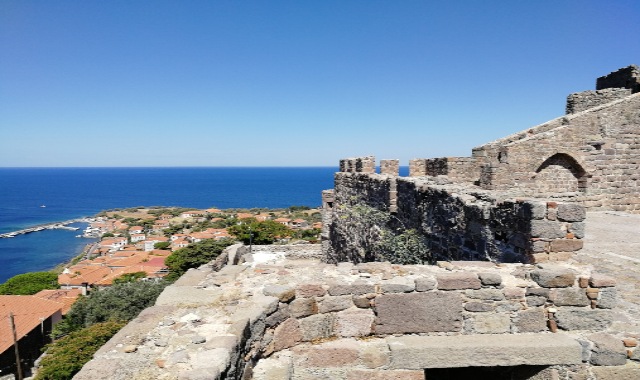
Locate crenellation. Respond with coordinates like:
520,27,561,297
379,159,399,176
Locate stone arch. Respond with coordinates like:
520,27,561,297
533,153,589,193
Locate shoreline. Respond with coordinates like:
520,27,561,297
0,217,93,238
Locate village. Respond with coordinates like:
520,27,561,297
0,206,322,377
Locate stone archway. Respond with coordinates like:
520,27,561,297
533,153,588,194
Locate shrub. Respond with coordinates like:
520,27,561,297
36,321,125,380
0,272,58,295
164,238,234,280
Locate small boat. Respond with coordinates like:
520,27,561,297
40,205,46,208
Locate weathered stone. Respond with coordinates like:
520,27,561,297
464,302,495,312
550,288,590,306
346,369,425,380
557,204,586,222
591,367,640,380
414,277,436,291
191,335,206,344
289,297,318,318
359,340,390,369
526,295,548,307
555,308,613,331
334,308,375,337
436,272,481,290
380,277,415,293
466,313,510,334
123,345,137,353
387,334,582,369
318,295,353,313
304,339,359,367
531,220,566,239
374,292,463,334
265,308,290,327
589,273,616,287
496,301,523,312
532,240,548,253
589,332,627,366
296,284,326,298
515,308,547,333
503,287,525,299
272,318,301,351
465,289,505,301
569,222,586,239
622,338,637,347
478,272,502,286
530,267,576,288
328,283,376,296
550,239,583,252
353,295,372,308
597,288,617,309
263,285,296,302
253,355,293,380
298,313,334,342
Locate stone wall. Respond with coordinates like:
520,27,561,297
596,65,640,93
326,171,585,264
566,88,633,114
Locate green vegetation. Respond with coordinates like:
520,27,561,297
52,280,168,338
228,219,293,245
154,241,171,250
112,271,147,284
164,238,235,281
36,321,126,380
0,272,58,295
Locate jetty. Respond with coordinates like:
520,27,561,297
0,218,88,239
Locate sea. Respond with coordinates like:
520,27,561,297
0,167,339,283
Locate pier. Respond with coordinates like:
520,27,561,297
0,218,88,239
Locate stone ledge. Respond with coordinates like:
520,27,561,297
387,334,582,369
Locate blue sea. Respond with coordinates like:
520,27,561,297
0,167,337,283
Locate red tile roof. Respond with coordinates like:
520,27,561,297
0,295,63,353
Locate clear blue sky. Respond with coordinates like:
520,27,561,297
1,1,639,167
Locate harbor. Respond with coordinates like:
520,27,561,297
0,218,89,239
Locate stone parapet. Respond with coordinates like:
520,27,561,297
380,159,399,176
566,88,633,114
596,64,640,93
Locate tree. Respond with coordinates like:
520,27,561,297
164,238,234,280
112,271,146,284
52,280,168,337
154,241,171,250
228,219,293,245
0,272,58,295
36,321,125,380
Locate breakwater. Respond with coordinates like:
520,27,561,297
0,218,88,239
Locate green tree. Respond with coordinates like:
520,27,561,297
164,238,235,281
36,321,125,380
52,280,168,337
0,272,58,295
228,219,292,245
154,241,171,250
112,271,147,284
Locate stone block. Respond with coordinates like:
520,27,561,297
380,277,415,293
334,308,375,337
478,272,502,286
289,298,318,318
329,283,376,296
557,204,586,222
597,288,617,309
589,332,628,366
374,292,463,334
515,308,547,333
386,334,582,369
304,339,359,367
531,220,566,239
589,273,616,287
526,296,548,307
530,267,576,288
569,222,585,239
591,367,640,380
464,302,495,312
555,308,613,331
271,318,301,352
550,288,590,306
466,313,510,334
263,285,296,302
346,369,425,380
414,277,436,291
358,340,391,369
353,295,373,308
299,313,334,342
296,284,326,298
503,287,526,299
265,307,290,327
253,355,293,380
465,289,505,301
550,239,583,252
319,295,354,313
436,272,481,290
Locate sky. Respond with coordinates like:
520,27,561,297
1,1,639,167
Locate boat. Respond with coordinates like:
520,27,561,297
40,205,46,208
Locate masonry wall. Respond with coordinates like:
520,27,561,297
326,171,585,265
